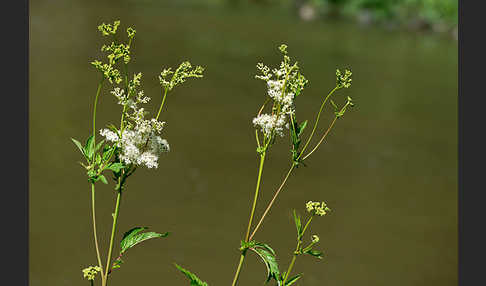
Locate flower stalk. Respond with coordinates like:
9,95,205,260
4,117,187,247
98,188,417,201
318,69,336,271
73,19,204,286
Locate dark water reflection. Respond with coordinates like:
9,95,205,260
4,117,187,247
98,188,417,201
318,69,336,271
30,1,457,285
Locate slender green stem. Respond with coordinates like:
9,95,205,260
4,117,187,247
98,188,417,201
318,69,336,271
282,216,312,284
231,253,246,286
231,152,267,286
297,86,338,161
282,253,298,285
92,79,104,146
249,163,295,240
91,183,104,277
302,116,338,161
155,88,169,121
255,130,261,149
302,216,313,235
102,189,122,286
245,152,266,242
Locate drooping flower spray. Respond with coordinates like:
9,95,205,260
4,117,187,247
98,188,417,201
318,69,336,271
73,20,204,286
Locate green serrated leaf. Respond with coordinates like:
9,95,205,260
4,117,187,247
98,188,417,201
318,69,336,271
174,264,208,286
120,227,168,254
96,153,102,165
71,138,86,158
94,139,105,153
298,120,308,137
255,242,276,256
251,242,280,283
84,135,95,160
107,123,119,133
304,249,323,259
285,274,302,286
102,145,115,162
99,174,108,184
106,162,125,173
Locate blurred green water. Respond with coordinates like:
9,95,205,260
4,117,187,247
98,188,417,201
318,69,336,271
30,0,457,285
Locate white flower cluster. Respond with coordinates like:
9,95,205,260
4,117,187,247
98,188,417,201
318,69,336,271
267,80,294,114
253,45,307,141
252,79,294,138
253,114,287,138
100,73,170,169
100,125,169,169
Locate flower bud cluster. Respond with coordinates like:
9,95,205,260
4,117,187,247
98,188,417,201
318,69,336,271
91,20,136,84
91,60,122,84
306,201,331,216
336,69,352,89
98,20,120,36
82,266,101,281
159,61,204,91
102,42,131,65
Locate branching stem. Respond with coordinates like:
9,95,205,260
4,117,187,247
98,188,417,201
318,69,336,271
302,116,338,161
156,88,169,121
297,86,338,161
282,216,313,284
249,163,295,240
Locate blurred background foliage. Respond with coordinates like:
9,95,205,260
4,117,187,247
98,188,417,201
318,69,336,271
172,0,458,37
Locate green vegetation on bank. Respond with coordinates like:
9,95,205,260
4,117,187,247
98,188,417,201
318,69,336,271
161,0,457,35
312,0,457,29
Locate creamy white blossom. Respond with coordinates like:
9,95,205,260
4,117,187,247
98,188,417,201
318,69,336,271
110,126,169,169
253,113,287,137
101,75,170,169
253,46,307,141
252,79,296,138
100,128,118,142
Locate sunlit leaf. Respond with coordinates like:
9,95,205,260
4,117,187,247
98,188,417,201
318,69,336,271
99,174,108,184
71,138,86,159
94,139,105,153
251,242,280,283
120,227,168,254
84,135,95,160
106,162,125,173
174,263,208,286
304,249,323,259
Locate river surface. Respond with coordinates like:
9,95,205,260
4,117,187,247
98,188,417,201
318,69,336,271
30,1,457,285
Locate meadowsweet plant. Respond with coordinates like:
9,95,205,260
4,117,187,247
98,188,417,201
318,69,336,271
72,20,204,286
175,44,354,286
